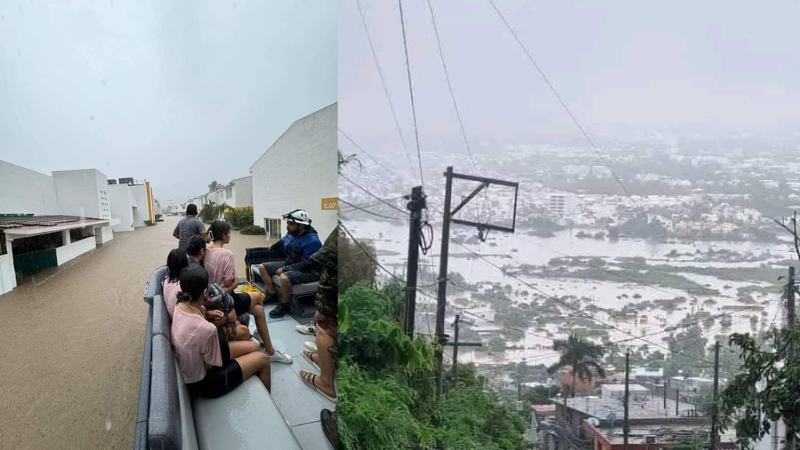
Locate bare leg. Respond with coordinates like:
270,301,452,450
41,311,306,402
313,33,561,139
234,323,251,341
258,265,276,294
313,326,337,398
250,303,275,355
279,274,293,304
228,340,260,358
234,351,271,392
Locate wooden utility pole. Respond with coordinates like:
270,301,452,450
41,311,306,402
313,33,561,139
710,341,720,450
623,350,630,450
403,186,425,336
435,166,519,396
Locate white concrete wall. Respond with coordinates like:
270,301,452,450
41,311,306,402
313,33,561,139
52,169,107,219
130,185,150,228
0,251,16,296
95,226,113,245
0,160,59,215
55,236,96,265
232,176,253,208
251,103,337,240
108,184,136,232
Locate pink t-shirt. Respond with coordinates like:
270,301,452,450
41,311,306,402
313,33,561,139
171,305,222,384
203,247,236,287
162,280,181,320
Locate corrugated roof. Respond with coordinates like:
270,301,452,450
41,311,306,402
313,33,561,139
0,215,102,229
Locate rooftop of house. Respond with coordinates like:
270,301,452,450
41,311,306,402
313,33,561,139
552,395,700,421
584,422,735,448
0,215,107,232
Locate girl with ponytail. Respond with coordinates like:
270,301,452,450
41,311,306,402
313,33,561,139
171,265,273,397
204,220,292,364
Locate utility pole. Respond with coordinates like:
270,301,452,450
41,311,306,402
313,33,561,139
404,186,425,336
435,166,520,396
451,315,460,382
710,341,720,450
623,350,630,450
435,168,454,396
663,378,668,411
675,387,680,416
786,266,796,450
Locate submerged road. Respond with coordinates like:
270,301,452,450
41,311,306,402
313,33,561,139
0,216,270,449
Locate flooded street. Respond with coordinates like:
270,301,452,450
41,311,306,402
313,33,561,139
0,216,271,449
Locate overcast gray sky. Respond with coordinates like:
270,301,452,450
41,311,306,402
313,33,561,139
0,0,336,205
339,0,800,146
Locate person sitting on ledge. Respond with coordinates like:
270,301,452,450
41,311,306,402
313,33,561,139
256,209,322,318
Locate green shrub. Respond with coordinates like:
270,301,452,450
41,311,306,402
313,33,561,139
228,208,254,229
240,225,266,235
200,202,216,222
144,220,155,226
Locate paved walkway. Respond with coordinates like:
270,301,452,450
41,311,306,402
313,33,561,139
0,216,269,449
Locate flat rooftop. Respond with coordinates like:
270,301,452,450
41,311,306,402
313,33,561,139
553,395,700,420
586,423,735,447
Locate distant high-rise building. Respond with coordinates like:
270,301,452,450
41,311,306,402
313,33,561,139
549,194,567,217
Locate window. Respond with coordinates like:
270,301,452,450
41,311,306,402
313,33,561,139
265,218,281,239
0,230,6,256
226,187,232,198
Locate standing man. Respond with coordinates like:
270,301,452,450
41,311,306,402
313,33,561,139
297,226,338,446
256,209,322,318
173,204,210,251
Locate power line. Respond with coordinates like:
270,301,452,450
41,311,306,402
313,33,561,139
424,0,478,171
450,240,714,365
341,173,409,215
338,127,404,187
352,0,416,172
340,198,406,221
486,0,636,202
397,0,425,189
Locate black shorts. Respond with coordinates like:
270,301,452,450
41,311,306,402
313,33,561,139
187,341,244,399
261,261,320,285
232,292,252,316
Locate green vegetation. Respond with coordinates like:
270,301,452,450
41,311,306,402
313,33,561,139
227,208,254,229
720,326,800,449
339,282,528,450
239,225,266,235
199,201,216,222
143,220,155,226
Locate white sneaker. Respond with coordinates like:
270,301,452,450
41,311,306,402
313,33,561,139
304,341,317,352
295,322,316,335
267,349,293,364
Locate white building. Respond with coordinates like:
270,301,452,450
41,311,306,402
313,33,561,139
200,176,254,210
0,162,165,295
51,169,111,220
251,103,337,240
107,181,157,232
0,160,60,215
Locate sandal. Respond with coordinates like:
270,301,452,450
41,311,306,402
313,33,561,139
301,349,320,372
299,370,337,403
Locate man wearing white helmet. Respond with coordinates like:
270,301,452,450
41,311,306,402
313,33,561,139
257,209,323,318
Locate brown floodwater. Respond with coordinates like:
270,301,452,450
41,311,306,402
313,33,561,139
0,216,271,449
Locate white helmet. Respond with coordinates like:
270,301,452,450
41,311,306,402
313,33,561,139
283,209,311,225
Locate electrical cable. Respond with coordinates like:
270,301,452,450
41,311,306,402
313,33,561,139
352,0,416,172
486,0,638,204
424,0,478,171
341,174,409,215
397,0,426,190
340,198,407,221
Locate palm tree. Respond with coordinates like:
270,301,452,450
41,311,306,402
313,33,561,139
547,333,606,397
